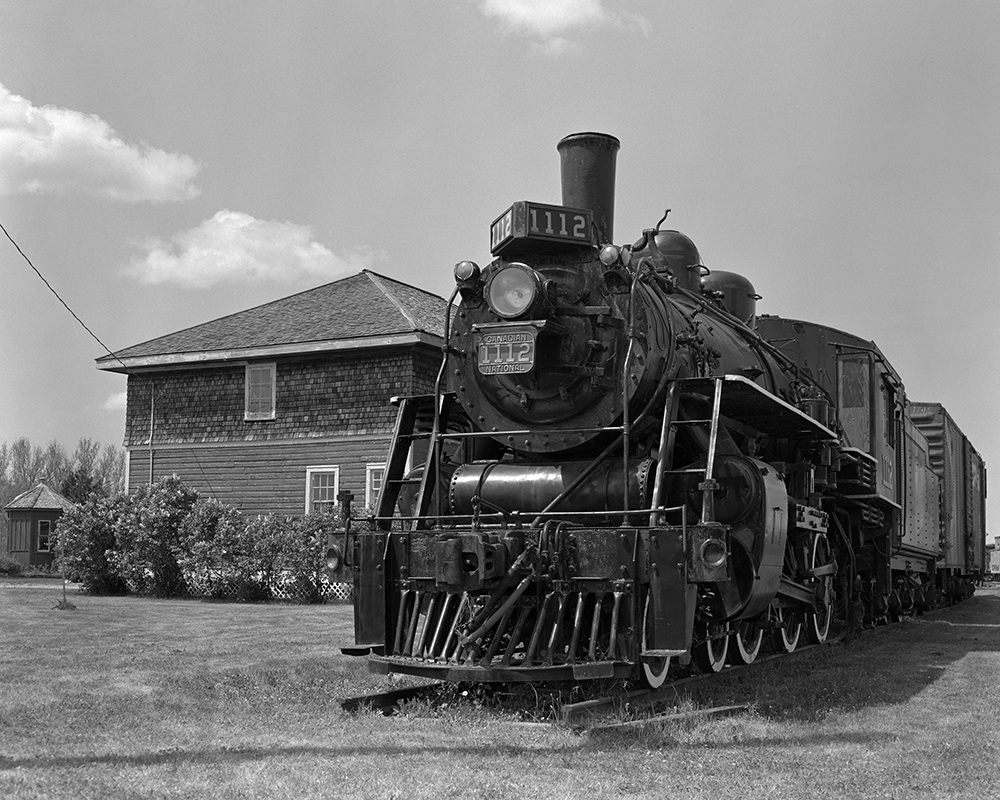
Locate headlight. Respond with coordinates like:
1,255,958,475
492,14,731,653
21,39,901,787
700,539,727,569
454,260,481,283
486,264,540,319
325,544,344,573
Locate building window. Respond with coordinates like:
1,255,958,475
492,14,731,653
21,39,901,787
305,466,340,514
37,520,51,553
245,363,276,421
366,464,386,510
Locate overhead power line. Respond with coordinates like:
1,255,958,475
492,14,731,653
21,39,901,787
0,220,223,495
0,219,131,373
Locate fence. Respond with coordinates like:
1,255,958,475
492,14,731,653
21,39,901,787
182,571,353,603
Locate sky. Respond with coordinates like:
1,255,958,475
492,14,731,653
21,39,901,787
0,0,997,534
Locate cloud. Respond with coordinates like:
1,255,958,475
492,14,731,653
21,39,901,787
103,392,128,411
128,210,375,289
0,83,200,202
478,0,648,52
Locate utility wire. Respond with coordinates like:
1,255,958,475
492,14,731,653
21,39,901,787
0,219,131,373
1,220,222,496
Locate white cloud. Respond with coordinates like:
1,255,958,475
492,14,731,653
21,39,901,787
103,391,128,411
478,0,648,51
128,210,375,289
0,83,200,202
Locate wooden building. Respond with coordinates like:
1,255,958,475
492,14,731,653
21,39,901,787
3,483,75,569
96,271,447,517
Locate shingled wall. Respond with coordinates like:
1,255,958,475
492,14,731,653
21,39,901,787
123,344,442,515
125,347,439,446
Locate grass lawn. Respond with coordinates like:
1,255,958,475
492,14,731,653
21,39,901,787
1,578,999,799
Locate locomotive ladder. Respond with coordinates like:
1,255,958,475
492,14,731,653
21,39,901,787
655,376,725,526
373,393,457,531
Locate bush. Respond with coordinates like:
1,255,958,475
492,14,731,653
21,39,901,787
177,498,247,598
283,511,343,604
177,504,345,604
111,477,200,597
56,475,348,603
54,496,129,595
23,563,60,577
0,555,22,576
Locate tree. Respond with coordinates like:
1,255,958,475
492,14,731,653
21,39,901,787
42,440,70,489
9,437,45,491
0,437,126,508
71,438,101,477
94,444,126,496
0,442,11,509
60,466,103,505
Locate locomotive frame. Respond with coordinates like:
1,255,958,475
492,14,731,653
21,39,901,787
331,133,986,687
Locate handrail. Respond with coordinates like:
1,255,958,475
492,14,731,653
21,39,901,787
431,425,626,440
368,503,690,528
699,377,724,525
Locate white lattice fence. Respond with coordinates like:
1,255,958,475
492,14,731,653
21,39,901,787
184,572,353,603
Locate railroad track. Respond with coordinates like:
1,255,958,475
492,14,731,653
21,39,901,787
340,682,442,714
340,613,936,726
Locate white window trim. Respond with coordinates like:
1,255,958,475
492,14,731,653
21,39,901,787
305,465,340,514
366,463,386,510
244,362,277,421
37,520,51,553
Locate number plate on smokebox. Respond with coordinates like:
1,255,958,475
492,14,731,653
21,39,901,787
477,327,536,375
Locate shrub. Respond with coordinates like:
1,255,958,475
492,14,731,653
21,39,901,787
54,475,352,603
283,511,342,604
54,496,129,595
230,514,292,601
0,555,22,576
23,563,60,577
177,498,246,598
112,476,199,597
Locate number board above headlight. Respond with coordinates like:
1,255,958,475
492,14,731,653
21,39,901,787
490,201,594,256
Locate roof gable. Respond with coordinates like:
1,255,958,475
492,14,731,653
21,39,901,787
4,483,76,512
97,271,449,371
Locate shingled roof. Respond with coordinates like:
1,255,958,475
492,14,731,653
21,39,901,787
4,483,76,513
97,271,449,372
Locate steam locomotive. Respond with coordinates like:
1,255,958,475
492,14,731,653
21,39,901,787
334,133,987,687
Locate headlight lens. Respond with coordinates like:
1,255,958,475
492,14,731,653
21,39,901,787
454,260,480,283
700,539,727,569
325,545,344,573
487,264,538,319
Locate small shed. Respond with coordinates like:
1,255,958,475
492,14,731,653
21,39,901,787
3,484,75,569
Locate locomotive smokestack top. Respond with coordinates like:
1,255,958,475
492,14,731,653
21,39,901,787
557,132,620,244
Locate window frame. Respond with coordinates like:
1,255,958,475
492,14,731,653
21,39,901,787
305,465,340,515
244,362,277,421
366,463,386,511
37,519,51,553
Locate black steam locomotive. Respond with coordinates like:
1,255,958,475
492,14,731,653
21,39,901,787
334,133,986,687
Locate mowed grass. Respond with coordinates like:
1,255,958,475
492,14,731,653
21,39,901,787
1,580,999,800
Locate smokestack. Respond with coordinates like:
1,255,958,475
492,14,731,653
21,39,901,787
557,132,620,244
